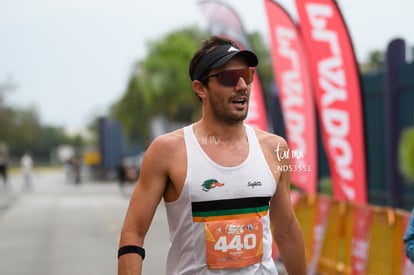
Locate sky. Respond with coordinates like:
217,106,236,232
1,0,413,133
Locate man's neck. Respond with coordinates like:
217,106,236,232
193,119,247,145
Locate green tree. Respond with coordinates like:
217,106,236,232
110,28,273,147
365,50,385,72
0,81,87,161
399,127,414,182
110,26,207,144
248,31,273,99
0,79,16,143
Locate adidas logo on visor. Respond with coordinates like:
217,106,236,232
227,46,239,52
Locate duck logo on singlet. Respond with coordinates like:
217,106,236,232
201,179,225,192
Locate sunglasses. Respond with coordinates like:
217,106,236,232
204,68,254,87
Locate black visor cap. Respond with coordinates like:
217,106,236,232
191,44,258,81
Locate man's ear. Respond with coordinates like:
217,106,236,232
192,80,207,99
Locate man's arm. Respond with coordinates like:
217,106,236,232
267,137,307,274
117,135,172,275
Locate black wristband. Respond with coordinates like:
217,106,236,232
118,245,145,260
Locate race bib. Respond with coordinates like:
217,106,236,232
204,217,263,270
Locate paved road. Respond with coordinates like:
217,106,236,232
0,170,287,275
0,170,169,275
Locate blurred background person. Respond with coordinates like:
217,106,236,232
117,156,127,194
21,152,33,190
71,156,82,184
0,154,8,189
64,158,73,183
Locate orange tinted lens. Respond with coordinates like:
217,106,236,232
216,68,254,87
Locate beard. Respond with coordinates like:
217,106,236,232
207,90,249,124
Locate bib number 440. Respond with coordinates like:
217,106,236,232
205,218,263,269
214,234,257,252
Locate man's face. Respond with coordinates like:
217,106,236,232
205,56,252,124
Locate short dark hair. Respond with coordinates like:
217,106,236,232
189,36,239,86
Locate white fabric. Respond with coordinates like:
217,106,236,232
165,124,278,275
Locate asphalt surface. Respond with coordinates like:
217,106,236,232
0,169,286,275
0,169,169,275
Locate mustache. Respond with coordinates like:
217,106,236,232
232,91,248,98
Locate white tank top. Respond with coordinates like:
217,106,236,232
164,124,278,275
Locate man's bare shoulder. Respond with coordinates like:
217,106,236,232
152,128,185,146
253,128,288,151
147,128,185,156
